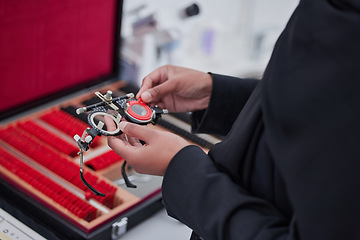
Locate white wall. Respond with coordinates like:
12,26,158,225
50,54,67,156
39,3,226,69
121,0,299,85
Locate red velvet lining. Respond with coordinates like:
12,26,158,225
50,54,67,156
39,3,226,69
0,0,117,111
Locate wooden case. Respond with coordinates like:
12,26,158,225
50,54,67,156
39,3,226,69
0,81,167,239
0,1,218,239
0,1,163,239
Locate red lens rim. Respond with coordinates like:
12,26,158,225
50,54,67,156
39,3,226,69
126,100,152,121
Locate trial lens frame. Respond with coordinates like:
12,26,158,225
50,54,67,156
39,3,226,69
74,90,167,196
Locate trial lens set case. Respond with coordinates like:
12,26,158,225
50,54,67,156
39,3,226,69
0,1,216,239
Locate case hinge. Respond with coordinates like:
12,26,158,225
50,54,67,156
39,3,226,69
111,217,128,239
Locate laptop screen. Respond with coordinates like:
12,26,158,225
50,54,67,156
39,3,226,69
0,0,122,119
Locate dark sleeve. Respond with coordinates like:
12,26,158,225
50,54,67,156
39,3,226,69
263,0,360,239
163,1,360,240
162,146,295,240
191,73,259,136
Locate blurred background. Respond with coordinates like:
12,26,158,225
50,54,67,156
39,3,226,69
119,0,299,87
119,1,298,238
0,1,300,240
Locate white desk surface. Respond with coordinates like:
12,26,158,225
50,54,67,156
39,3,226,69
120,208,192,240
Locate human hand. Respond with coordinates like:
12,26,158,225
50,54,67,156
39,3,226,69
137,65,213,112
105,117,190,176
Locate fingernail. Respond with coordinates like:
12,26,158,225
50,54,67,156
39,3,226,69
119,121,128,131
141,91,152,102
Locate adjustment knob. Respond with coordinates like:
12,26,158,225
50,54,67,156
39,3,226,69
104,90,113,101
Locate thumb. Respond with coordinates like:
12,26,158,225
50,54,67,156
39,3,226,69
119,121,155,142
104,115,117,131
140,80,176,103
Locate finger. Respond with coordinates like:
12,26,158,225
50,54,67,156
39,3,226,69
124,133,141,146
137,65,171,100
104,115,117,131
107,134,132,159
106,117,130,155
118,133,129,142
140,79,178,103
137,68,163,99
119,121,155,143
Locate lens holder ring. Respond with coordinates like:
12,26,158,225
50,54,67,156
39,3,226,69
88,109,122,136
124,100,154,124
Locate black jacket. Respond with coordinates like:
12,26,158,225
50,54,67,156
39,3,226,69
162,0,360,239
